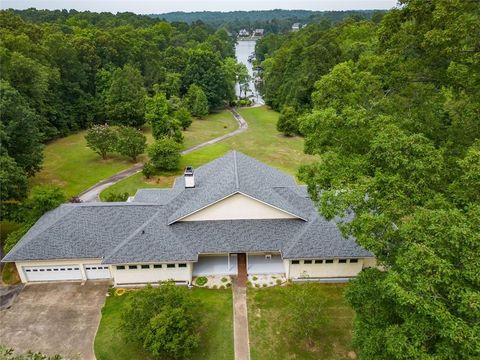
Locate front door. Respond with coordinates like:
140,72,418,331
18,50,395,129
237,253,247,281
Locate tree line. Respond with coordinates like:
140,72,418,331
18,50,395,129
0,8,247,220
259,0,479,358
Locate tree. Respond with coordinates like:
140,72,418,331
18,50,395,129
23,186,66,222
85,124,117,160
102,191,130,202
174,107,192,130
0,155,28,207
105,64,146,127
183,48,228,108
286,284,327,346
185,84,209,118
236,63,251,99
122,283,200,359
115,126,146,162
146,90,183,142
0,80,44,176
277,106,298,136
148,138,181,171
142,161,155,179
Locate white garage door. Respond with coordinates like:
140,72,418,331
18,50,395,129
85,265,111,279
23,265,82,282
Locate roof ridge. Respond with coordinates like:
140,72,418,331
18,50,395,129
233,150,239,189
283,216,317,256
103,209,163,262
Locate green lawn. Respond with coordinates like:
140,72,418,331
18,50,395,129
102,106,316,198
248,283,356,360
31,111,236,198
94,288,234,360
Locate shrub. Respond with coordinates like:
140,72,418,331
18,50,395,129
221,277,228,283
252,276,258,281
276,279,282,285
255,283,260,288
85,124,117,159
212,285,218,289
148,138,181,171
142,161,155,179
103,191,129,202
122,283,199,359
277,106,299,136
262,284,268,287
115,126,147,162
195,276,208,286
246,281,252,287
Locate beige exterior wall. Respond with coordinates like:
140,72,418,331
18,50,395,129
111,262,193,286
179,193,296,221
288,258,367,279
363,258,377,268
15,258,106,283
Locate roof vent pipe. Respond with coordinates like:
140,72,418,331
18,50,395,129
184,166,195,188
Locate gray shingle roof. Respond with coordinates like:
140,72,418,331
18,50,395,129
3,151,372,263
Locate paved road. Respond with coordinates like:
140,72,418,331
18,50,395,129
0,282,109,359
79,108,248,202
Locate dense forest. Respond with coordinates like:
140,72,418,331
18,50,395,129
258,0,480,358
0,9,241,219
154,9,385,34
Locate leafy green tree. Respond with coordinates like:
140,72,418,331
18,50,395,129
122,283,200,359
105,64,146,127
0,154,28,219
277,106,298,136
174,107,192,130
85,124,117,160
115,126,146,162
0,80,44,176
23,186,66,222
146,90,183,142
102,191,130,202
142,161,155,179
148,138,181,171
185,84,209,118
183,48,228,108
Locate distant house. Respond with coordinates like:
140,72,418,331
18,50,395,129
292,23,301,32
3,151,375,286
238,29,250,37
254,29,264,37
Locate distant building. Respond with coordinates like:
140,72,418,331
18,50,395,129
292,23,301,32
254,29,264,37
238,29,250,37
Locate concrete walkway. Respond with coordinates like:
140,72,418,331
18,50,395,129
79,108,248,202
232,277,251,360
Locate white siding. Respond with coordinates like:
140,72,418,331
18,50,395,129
179,193,296,221
111,263,193,285
288,258,366,279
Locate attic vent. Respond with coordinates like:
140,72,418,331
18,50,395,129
184,166,195,188
265,254,272,260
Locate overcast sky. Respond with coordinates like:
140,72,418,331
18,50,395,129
1,1,398,14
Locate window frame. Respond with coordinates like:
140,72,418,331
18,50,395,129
116,265,125,270
128,265,138,270
325,259,334,264
141,264,150,269
291,260,300,265
166,263,176,269
303,260,313,265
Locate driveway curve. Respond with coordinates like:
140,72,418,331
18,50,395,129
79,108,248,202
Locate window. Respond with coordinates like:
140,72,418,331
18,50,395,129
53,269,59,271
350,259,358,263
141,264,150,269
129,265,138,270
314,260,323,264
291,260,300,265
116,265,125,270
339,259,348,264
40,269,45,272
25,269,31,272
153,264,162,269
325,259,334,264
303,260,312,264
67,268,72,270
178,263,187,268
47,269,52,271
167,264,175,268
33,269,38,272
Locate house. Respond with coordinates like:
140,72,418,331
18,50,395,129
238,29,250,37
2,152,374,286
253,29,264,37
292,23,301,32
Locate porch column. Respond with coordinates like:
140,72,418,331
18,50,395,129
246,253,249,272
227,253,230,272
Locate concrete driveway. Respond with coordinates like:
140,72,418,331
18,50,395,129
0,281,109,359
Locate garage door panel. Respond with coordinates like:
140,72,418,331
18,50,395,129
24,265,82,282
85,265,111,279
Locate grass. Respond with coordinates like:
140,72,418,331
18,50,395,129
248,283,355,360
94,288,234,360
31,111,236,198
102,106,316,198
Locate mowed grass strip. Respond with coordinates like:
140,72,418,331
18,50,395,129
94,288,234,360
31,110,236,198
103,106,316,198
248,283,355,360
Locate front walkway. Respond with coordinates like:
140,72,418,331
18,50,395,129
232,277,250,360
